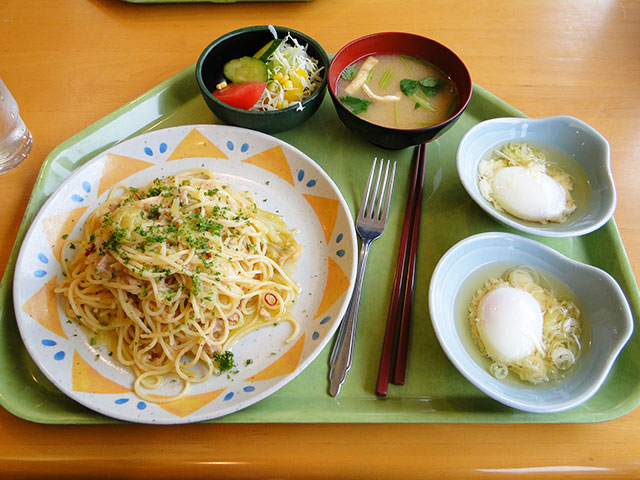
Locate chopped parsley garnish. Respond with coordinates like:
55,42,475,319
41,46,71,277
147,204,161,220
189,212,223,235
102,212,114,226
213,351,235,372
190,274,201,296
102,227,127,252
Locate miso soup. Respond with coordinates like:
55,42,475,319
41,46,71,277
336,54,459,129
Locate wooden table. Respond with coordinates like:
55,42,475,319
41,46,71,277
1,0,639,477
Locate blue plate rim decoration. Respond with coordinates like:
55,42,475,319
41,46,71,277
12,124,357,424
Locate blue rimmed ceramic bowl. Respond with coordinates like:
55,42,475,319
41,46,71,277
429,232,633,413
456,116,616,237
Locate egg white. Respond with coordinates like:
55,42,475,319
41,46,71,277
477,142,577,224
476,286,544,364
492,166,568,222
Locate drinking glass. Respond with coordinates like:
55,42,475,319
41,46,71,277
0,78,32,174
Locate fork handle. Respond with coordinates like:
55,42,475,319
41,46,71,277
328,239,372,396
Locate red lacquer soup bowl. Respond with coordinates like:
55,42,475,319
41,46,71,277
328,32,472,150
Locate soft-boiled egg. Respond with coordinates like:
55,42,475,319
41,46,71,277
476,286,544,364
492,166,567,222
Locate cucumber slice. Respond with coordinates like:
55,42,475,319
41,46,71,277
253,39,283,62
223,57,268,83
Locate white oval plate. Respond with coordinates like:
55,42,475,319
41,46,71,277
13,125,357,424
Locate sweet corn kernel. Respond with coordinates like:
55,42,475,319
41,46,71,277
284,89,302,103
215,81,228,90
273,72,284,82
291,76,304,89
283,80,293,89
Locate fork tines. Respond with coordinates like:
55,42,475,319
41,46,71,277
362,157,396,223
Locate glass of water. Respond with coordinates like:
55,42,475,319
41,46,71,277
0,78,32,174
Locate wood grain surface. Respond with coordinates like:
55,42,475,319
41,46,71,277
1,0,639,478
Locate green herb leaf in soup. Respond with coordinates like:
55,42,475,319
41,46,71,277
341,65,357,81
399,79,420,96
400,79,435,112
419,77,443,97
338,95,372,115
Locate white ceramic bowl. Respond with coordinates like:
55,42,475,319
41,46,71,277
456,116,616,237
429,232,634,413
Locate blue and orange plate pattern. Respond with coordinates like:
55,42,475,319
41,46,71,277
13,125,357,424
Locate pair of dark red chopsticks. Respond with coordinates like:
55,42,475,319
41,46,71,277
375,143,426,396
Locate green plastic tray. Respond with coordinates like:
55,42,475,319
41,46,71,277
1,65,638,424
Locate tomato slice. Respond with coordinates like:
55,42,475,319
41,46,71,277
212,81,266,110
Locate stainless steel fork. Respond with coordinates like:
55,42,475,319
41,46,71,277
329,157,396,397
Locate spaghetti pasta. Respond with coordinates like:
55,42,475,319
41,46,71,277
56,169,303,402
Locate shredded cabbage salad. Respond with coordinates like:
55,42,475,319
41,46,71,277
252,34,324,111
